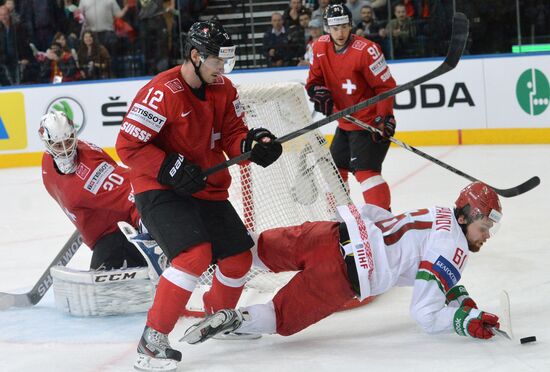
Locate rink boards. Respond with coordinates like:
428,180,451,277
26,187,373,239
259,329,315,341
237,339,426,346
1,52,549,168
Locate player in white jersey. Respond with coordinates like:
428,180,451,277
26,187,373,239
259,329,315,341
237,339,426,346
183,181,503,345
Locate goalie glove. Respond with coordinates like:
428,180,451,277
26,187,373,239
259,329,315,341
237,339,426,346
453,305,499,339
157,153,206,195
307,85,333,116
371,115,396,143
242,128,283,168
446,285,478,309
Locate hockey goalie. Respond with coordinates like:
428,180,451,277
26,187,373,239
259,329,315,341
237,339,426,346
39,111,166,316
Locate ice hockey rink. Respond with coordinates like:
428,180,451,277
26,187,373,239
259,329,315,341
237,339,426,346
1,144,549,372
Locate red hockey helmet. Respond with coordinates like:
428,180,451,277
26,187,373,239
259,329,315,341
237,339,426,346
455,182,502,224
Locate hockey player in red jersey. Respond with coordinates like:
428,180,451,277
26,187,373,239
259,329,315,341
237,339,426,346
115,21,283,371
40,111,147,270
306,3,397,211
184,182,503,347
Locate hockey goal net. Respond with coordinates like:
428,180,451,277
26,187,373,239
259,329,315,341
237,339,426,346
183,82,353,316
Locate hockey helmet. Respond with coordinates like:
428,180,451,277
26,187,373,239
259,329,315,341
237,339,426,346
323,3,353,29
38,111,78,174
455,182,502,227
184,21,236,73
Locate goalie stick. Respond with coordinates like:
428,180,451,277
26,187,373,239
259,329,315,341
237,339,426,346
0,230,82,310
203,12,469,177
343,115,540,197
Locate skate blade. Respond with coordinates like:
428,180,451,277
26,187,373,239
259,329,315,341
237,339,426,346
212,332,262,340
134,354,178,372
180,313,227,344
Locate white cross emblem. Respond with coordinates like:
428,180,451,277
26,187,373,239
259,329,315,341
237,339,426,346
342,79,357,95
211,128,221,149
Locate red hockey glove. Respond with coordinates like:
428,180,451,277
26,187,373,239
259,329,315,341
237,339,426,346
446,285,478,309
307,85,333,116
453,305,500,339
371,115,396,143
241,128,283,168
157,153,206,195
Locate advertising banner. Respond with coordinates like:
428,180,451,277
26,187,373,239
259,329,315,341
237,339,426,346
1,53,549,165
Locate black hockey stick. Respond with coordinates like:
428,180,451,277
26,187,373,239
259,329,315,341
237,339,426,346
203,13,469,177
343,115,540,197
0,230,82,310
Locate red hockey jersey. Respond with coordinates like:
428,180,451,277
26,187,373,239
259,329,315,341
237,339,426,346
116,66,249,200
42,141,140,248
306,34,397,131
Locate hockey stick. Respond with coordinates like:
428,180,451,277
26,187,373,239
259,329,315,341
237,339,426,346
490,290,514,340
343,115,540,197
0,230,82,310
203,12,470,177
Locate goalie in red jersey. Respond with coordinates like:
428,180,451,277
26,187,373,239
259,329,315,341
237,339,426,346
40,111,147,271
305,3,397,211
115,21,283,371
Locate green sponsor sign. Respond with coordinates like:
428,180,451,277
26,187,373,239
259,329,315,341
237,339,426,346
515,69,549,116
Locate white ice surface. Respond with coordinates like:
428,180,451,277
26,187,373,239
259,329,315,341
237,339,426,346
1,144,549,372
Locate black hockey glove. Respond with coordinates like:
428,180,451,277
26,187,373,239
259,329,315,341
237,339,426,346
307,85,333,116
371,115,396,143
157,153,206,195
241,128,283,168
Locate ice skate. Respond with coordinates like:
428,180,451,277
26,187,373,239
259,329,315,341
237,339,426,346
181,309,245,344
134,326,181,372
212,330,262,340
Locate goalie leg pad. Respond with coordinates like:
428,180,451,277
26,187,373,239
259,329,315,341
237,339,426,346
50,266,154,316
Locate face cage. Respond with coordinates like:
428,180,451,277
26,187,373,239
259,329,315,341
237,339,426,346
45,135,78,174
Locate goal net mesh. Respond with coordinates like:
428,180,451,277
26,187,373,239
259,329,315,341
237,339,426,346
185,82,351,315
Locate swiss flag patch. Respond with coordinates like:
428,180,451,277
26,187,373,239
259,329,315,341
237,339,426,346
165,79,184,93
76,163,90,180
352,40,367,51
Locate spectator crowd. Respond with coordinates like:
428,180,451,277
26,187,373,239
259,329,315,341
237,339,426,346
0,0,208,85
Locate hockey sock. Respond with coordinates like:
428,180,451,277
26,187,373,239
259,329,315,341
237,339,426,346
355,170,391,210
147,242,212,334
203,250,252,314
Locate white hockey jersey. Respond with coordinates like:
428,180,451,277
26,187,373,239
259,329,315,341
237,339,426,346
338,203,470,334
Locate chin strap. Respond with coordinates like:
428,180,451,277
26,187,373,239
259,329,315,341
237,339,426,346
191,58,207,87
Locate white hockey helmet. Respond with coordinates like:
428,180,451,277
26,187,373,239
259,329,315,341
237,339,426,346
38,111,78,174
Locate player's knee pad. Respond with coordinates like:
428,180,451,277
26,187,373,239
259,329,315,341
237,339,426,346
217,250,252,280
170,242,212,277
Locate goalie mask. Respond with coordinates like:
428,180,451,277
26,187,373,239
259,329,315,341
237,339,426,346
455,182,502,236
39,111,78,174
184,21,236,74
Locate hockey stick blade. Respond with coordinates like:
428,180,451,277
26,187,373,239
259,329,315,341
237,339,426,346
490,326,512,340
203,13,469,177
343,115,540,198
491,176,540,198
0,230,82,310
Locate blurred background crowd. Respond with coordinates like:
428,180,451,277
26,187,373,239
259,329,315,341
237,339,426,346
0,0,548,85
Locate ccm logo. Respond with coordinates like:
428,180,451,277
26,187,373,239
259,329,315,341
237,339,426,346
94,271,138,282
169,154,184,177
